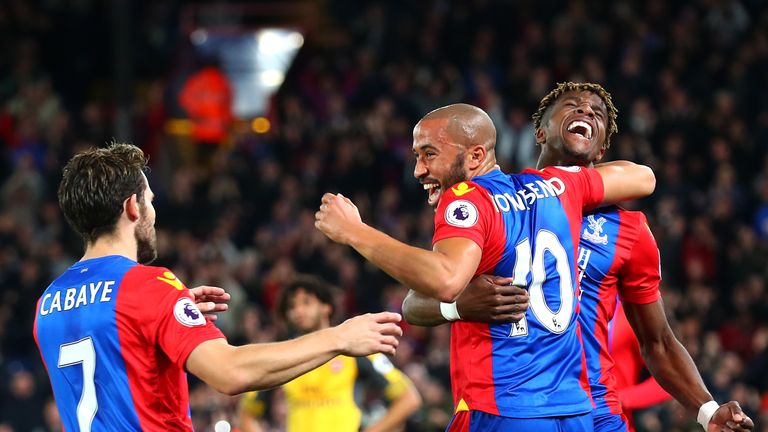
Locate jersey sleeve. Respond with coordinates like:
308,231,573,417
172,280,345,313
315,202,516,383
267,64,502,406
432,181,495,248
356,354,413,402
538,166,605,210
618,215,662,304
132,266,226,369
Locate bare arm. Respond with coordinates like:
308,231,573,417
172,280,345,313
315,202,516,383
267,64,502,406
186,312,402,395
315,193,481,302
402,275,528,326
624,301,753,430
593,160,656,203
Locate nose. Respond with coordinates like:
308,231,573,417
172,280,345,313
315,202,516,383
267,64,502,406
576,102,595,118
414,158,427,179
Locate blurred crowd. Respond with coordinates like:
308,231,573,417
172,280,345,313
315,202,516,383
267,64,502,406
2,0,768,431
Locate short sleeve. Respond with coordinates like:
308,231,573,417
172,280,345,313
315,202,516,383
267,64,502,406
539,166,605,210
618,217,662,304
135,267,226,368
432,181,496,248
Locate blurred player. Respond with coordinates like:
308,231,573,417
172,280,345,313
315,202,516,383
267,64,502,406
610,301,671,431
401,83,753,432
33,143,403,432
238,275,422,432
315,103,656,431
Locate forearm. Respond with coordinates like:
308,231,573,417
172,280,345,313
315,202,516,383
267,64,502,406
619,377,672,411
594,160,656,202
234,328,343,389
402,290,449,326
348,224,465,301
365,387,422,432
193,329,343,394
642,330,713,415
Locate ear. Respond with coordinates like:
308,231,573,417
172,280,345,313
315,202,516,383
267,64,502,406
467,144,487,169
535,127,546,146
124,194,140,222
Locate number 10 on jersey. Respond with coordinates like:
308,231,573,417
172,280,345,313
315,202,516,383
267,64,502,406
512,230,575,335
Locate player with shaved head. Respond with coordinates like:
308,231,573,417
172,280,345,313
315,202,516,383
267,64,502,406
315,102,655,431
401,83,754,432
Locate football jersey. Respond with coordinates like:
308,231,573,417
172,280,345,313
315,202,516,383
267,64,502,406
240,353,412,432
33,255,225,431
576,207,662,417
433,167,604,418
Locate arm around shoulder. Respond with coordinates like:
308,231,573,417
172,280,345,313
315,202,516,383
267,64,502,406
594,160,656,204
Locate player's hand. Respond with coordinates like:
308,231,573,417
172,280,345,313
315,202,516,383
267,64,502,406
334,312,403,356
315,192,364,244
708,401,754,431
458,275,529,323
189,285,230,321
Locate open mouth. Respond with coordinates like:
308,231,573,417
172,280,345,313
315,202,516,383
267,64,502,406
424,182,441,204
566,120,593,139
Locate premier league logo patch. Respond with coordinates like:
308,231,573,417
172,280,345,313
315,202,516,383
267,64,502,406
174,297,206,327
445,200,479,228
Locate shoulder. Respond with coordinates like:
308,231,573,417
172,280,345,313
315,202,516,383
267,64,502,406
528,165,584,179
123,265,189,294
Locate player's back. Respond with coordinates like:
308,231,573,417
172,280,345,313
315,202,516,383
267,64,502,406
34,255,223,431
434,167,604,418
35,256,144,430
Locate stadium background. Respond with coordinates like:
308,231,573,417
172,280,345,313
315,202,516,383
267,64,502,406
1,0,768,431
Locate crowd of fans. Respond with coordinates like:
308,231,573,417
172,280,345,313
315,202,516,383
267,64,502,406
1,0,768,431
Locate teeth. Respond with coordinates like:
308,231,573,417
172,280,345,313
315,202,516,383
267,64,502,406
423,184,439,190
567,120,593,139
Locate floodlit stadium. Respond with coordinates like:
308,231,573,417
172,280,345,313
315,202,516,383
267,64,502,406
1,1,767,431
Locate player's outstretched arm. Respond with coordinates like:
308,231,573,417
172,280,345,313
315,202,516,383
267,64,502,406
315,192,481,302
624,301,753,431
402,275,528,326
593,160,656,204
186,311,402,395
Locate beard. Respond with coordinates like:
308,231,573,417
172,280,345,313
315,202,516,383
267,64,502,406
135,204,158,265
443,151,469,191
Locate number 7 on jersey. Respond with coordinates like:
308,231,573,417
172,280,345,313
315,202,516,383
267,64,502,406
58,337,98,431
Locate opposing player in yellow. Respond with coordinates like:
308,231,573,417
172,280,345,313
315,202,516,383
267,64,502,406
238,275,422,432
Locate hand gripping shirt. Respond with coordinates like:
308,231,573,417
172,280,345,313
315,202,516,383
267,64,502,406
432,167,604,418
34,255,224,431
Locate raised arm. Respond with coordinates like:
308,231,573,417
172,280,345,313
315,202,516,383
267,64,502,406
186,311,402,395
315,193,481,302
593,160,656,204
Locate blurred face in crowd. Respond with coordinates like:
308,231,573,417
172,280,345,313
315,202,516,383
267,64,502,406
135,175,158,265
286,288,332,333
412,118,470,207
537,90,608,166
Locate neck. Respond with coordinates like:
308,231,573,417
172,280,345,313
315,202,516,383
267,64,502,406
536,147,594,169
469,158,500,179
81,232,138,263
